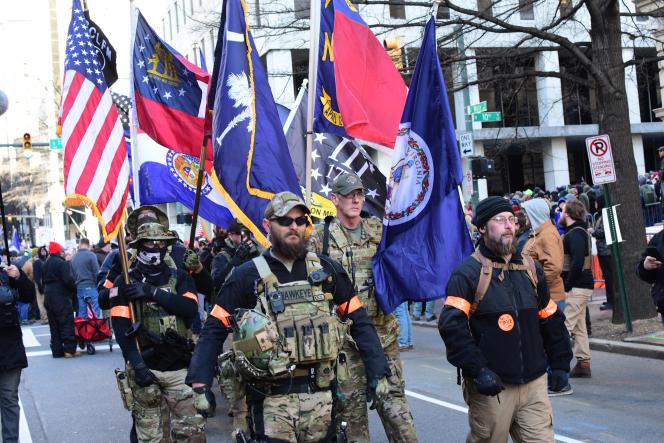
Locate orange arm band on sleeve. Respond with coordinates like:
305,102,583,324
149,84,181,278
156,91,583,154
104,279,114,289
337,295,363,317
444,296,471,317
182,292,199,304
110,306,131,319
538,299,558,320
210,304,232,328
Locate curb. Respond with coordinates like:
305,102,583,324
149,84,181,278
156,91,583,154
413,323,664,360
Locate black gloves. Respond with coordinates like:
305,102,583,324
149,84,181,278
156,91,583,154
548,369,569,392
473,367,505,396
231,242,251,266
123,283,156,302
193,386,217,417
133,362,157,387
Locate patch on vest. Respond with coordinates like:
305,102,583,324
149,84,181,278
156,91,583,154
498,313,515,332
279,283,324,304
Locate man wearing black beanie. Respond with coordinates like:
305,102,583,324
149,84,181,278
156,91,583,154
439,196,572,442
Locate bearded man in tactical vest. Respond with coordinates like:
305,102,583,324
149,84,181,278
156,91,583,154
109,220,206,442
439,196,572,443
187,191,390,442
308,172,418,443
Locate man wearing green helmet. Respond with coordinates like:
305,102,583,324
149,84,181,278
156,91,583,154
187,191,390,442
109,219,206,442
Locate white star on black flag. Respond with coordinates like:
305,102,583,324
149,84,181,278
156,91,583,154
110,92,132,131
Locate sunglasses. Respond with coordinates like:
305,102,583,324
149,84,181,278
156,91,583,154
270,216,311,227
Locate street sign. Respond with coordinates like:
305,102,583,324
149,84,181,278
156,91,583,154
462,170,473,201
49,138,63,150
585,135,616,185
459,132,474,157
465,101,487,115
472,112,502,123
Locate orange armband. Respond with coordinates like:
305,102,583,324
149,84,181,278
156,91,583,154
444,296,471,317
210,304,232,328
337,295,362,316
538,299,558,319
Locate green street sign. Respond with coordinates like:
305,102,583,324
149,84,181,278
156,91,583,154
465,101,487,115
472,111,502,123
49,138,63,150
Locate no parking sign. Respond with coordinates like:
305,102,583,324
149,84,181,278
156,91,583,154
585,135,616,185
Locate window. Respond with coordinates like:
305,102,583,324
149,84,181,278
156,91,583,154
182,0,187,24
436,6,450,20
291,49,309,98
174,2,180,32
168,10,173,40
519,0,535,20
294,0,309,19
389,3,406,19
477,0,493,17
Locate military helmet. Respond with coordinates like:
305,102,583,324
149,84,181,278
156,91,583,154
128,222,178,248
126,205,169,237
232,310,280,371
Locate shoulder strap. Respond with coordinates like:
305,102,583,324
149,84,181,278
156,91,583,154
322,216,334,256
519,253,538,288
470,251,492,315
251,256,274,315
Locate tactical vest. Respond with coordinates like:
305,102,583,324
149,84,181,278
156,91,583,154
231,253,348,387
562,227,592,272
129,253,192,348
326,218,382,320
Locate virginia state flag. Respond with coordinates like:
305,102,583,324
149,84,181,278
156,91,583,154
134,133,234,229
131,9,209,157
315,0,407,147
211,0,301,245
372,18,473,314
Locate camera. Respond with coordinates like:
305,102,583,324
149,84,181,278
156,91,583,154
268,291,285,314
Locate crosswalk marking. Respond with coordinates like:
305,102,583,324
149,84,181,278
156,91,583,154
21,327,40,348
18,398,33,443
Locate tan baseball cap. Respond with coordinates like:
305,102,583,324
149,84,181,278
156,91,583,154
264,192,310,219
331,173,364,195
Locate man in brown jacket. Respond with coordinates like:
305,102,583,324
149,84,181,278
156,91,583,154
522,198,572,396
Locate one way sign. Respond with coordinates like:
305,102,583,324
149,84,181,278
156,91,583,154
459,132,474,158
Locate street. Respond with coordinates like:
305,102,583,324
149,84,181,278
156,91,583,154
14,324,663,442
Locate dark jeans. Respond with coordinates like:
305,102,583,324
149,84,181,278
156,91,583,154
46,299,77,356
0,368,22,443
598,254,615,306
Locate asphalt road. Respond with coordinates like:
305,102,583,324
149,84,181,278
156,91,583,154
13,323,664,442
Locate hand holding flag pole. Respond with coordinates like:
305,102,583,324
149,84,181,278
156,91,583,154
117,221,141,351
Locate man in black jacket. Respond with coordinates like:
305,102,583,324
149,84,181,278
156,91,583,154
0,262,35,443
560,199,595,378
439,196,571,443
637,230,664,324
42,242,78,358
210,221,259,291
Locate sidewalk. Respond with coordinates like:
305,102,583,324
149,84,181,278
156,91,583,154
412,289,664,360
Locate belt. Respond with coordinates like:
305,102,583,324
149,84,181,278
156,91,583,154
254,376,329,396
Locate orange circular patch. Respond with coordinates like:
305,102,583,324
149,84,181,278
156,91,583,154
498,314,514,332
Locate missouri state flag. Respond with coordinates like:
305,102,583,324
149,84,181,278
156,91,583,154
315,0,407,147
372,18,473,314
131,9,210,157
211,0,301,246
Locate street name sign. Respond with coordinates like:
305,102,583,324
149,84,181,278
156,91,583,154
459,132,474,157
472,111,502,123
585,135,616,185
465,101,487,115
49,138,63,150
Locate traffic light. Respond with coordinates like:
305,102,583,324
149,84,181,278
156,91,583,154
383,36,403,71
22,133,32,150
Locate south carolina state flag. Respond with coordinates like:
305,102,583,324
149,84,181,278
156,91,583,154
315,0,406,147
372,18,473,314
135,133,234,229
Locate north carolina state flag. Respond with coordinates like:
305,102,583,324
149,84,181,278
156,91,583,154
314,0,407,148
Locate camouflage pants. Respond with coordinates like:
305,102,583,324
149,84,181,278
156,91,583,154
338,340,418,443
219,370,249,432
249,390,333,442
127,365,206,443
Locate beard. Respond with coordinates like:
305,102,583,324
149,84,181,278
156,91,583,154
271,230,307,260
484,233,517,257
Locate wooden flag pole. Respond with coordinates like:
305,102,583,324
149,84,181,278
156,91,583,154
188,135,209,249
117,222,141,351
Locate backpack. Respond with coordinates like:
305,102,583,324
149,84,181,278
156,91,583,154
641,184,656,205
469,250,538,315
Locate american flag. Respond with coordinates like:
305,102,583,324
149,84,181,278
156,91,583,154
61,0,129,241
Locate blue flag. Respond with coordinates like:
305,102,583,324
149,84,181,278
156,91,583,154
211,0,301,246
11,228,20,252
371,17,474,314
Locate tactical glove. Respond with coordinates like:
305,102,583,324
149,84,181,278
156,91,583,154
193,387,216,418
184,248,202,273
133,362,157,387
125,283,156,302
233,242,251,261
473,367,505,396
366,377,389,410
548,369,569,392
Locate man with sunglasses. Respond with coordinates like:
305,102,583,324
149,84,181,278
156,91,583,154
439,196,572,443
187,191,390,442
308,173,418,443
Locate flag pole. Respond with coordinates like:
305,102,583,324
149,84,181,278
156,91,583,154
0,181,11,265
117,222,141,351
304,0,321,205
188,136,209,249
129,2,141,208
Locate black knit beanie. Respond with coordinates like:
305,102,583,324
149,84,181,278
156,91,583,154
472,196,514,227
